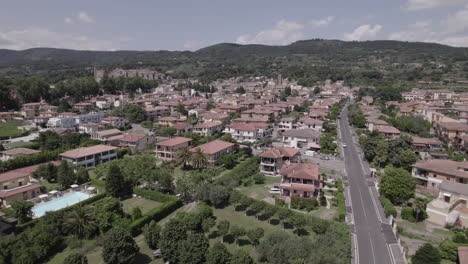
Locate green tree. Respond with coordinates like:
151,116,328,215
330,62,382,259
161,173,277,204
230,225,246,245
206,242,232,264
277,208,292,227
34,162,58,182
63,253,88,264
105,164,131,198
289,213,307,235
75,166,90,184
190,148,208,169
373,140,389,168
218,154,237,169
57,161,75,188
179,233,210,264
413,198,427,222
398,149,418,171
63,206,97,239
131,207,142,221
102,228,139,264
11,200,33,224
159,218,188,263
143,220,161,250
247,227,264,246
380,166,416,204
439,240,458,262
412,243,441,264
217,220,230,242
230,249,254,264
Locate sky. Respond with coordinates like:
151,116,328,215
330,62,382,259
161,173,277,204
1,0,468,51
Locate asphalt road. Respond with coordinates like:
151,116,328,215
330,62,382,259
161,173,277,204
339,105,401,264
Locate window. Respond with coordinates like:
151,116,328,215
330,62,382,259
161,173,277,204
444,196,450,203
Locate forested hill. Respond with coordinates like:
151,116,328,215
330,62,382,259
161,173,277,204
1,39,467,65
2,39,468,84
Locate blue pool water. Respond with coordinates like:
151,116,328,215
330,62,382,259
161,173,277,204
32,192,91,217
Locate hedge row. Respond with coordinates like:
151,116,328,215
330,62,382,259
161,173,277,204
216,156,260,187
291,196,318,212
129,198,183,236
133,188,177,203
380,196,397,217
16,192,107,232
335,179,346,221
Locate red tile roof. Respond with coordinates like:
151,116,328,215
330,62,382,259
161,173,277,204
0,148,40,156
194,122,223,129
118,133,146,143
280,163,320,180
0,161,61,182
280,183,316,192
60,145,118,159
190,140,235,155
459,247,468,264
0,183,42,198
260,147,300,158
226,122,269,131
157,137,192,147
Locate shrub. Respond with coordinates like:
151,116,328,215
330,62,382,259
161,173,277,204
439,240,458,262
291,196,317,212
275,198,286,207
335,179,346,221
401,207,415,222
133,188,176,203
216,156,260,187
129,199,183,236
380,196,397,217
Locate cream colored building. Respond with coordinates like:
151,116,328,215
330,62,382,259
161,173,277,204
426,181,468,228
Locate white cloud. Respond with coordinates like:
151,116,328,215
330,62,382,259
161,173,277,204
0,27,117,50
311,16,335,27
183,40,204,50
64,17,73,24
388,20,468,47
405,0,468,10
77,11,95,24
343,24,382,41
442,6,468,33
236,20,304,45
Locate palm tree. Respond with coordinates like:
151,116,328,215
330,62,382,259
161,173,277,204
64,206,97,239
190,148,208,169
177,147,193,169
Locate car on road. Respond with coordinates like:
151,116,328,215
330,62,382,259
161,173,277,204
342,143,347,148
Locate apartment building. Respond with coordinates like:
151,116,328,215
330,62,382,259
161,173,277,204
412,159,468,194
193,122,224,137
59,145,118,169
282,129,321,148
0,162,60,206
279,163,321,200
434,122,468,150
297,117,323,131
155,136,193,160
223,122,271,143
101,116,128,128
259,147,300,175
189,140,235,165
0,112,13,123
109,133,154,150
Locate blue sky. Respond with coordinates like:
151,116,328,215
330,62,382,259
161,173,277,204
1,0,468,51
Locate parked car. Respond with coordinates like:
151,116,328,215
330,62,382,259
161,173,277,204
269,187,281,194
342,143,347,148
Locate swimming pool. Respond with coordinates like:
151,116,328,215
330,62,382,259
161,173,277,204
32,192,91,217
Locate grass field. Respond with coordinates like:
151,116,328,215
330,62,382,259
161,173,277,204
210,205,304,258
122,197,161,214
0,122,26,138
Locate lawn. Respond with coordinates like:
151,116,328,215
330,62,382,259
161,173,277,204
0,121,27,138
89,170,105,192
39,179,61,192
239,185,277,201
122,197,161,214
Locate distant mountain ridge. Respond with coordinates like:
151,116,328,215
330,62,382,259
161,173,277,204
1,39,467,66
